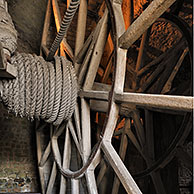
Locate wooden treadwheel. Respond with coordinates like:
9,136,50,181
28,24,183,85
36,0,193,194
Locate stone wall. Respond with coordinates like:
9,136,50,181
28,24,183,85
0,0,47,192
0,103,39,193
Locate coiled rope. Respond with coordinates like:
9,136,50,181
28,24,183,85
47,0,80,60
0,53,77,125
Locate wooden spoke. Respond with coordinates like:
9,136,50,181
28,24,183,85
112,118,129,194
102,141,142,194
161,47,189,94
115,92,193,112
131,111,145,148
46,162,57,194
39,142,51,167
36,0,192,193
68,120,82,157
59,127,71,194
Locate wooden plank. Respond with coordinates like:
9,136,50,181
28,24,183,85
71,179,79,194
102,141,142,194
68,120,82,157
74,0,87,56
83,11,108,90
118,0,176,49
112,119,129,194
59,128,71,194
39,142,51,167
79,90,109,101
46,162,57,194
114,92,193,112
81,98,98,194
36,130,46,194
73,106,82,147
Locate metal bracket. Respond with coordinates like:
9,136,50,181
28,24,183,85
0,42,17,78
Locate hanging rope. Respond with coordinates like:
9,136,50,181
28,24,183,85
0,0,17,56
0,53,77,125
47,0,80,61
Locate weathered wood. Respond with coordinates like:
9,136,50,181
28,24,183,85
161,47,189,94
118,0,176,49
112,119,129,194
135,30,149,72
74,0,87,57
71,179,79,194
83,11,108,90
144,110,167,194
40,0,51,55
102,141,142,194
39,142,51,167
115,92,193,112
131,111,145,148
46,162,57,194
81,98,98,194
36,130,46,194
59,127,71,194
79,90,109,101
73,107,82,147
68,120,82,157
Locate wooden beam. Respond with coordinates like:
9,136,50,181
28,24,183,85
102,141,142,194
118,0,176,49
114,92,193,112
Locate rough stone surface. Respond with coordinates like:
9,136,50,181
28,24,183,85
0,103,39,193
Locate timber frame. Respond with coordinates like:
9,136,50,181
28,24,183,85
36,0,193,193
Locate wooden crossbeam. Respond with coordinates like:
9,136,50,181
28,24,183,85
118,0,176,49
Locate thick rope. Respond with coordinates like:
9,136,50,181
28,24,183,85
0,53,77,125
47,0,80,60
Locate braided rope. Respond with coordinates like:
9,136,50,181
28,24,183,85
0,53,77,125
12,53,22,116
67,60,77,120
53,57,71,125
29,55,38,120
34,56,44,119
39,56,50,119
7,78,13,112
18,54,25,117
47,0,80,60
46,62,56,119
46,56,62,123
23,54,32,118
